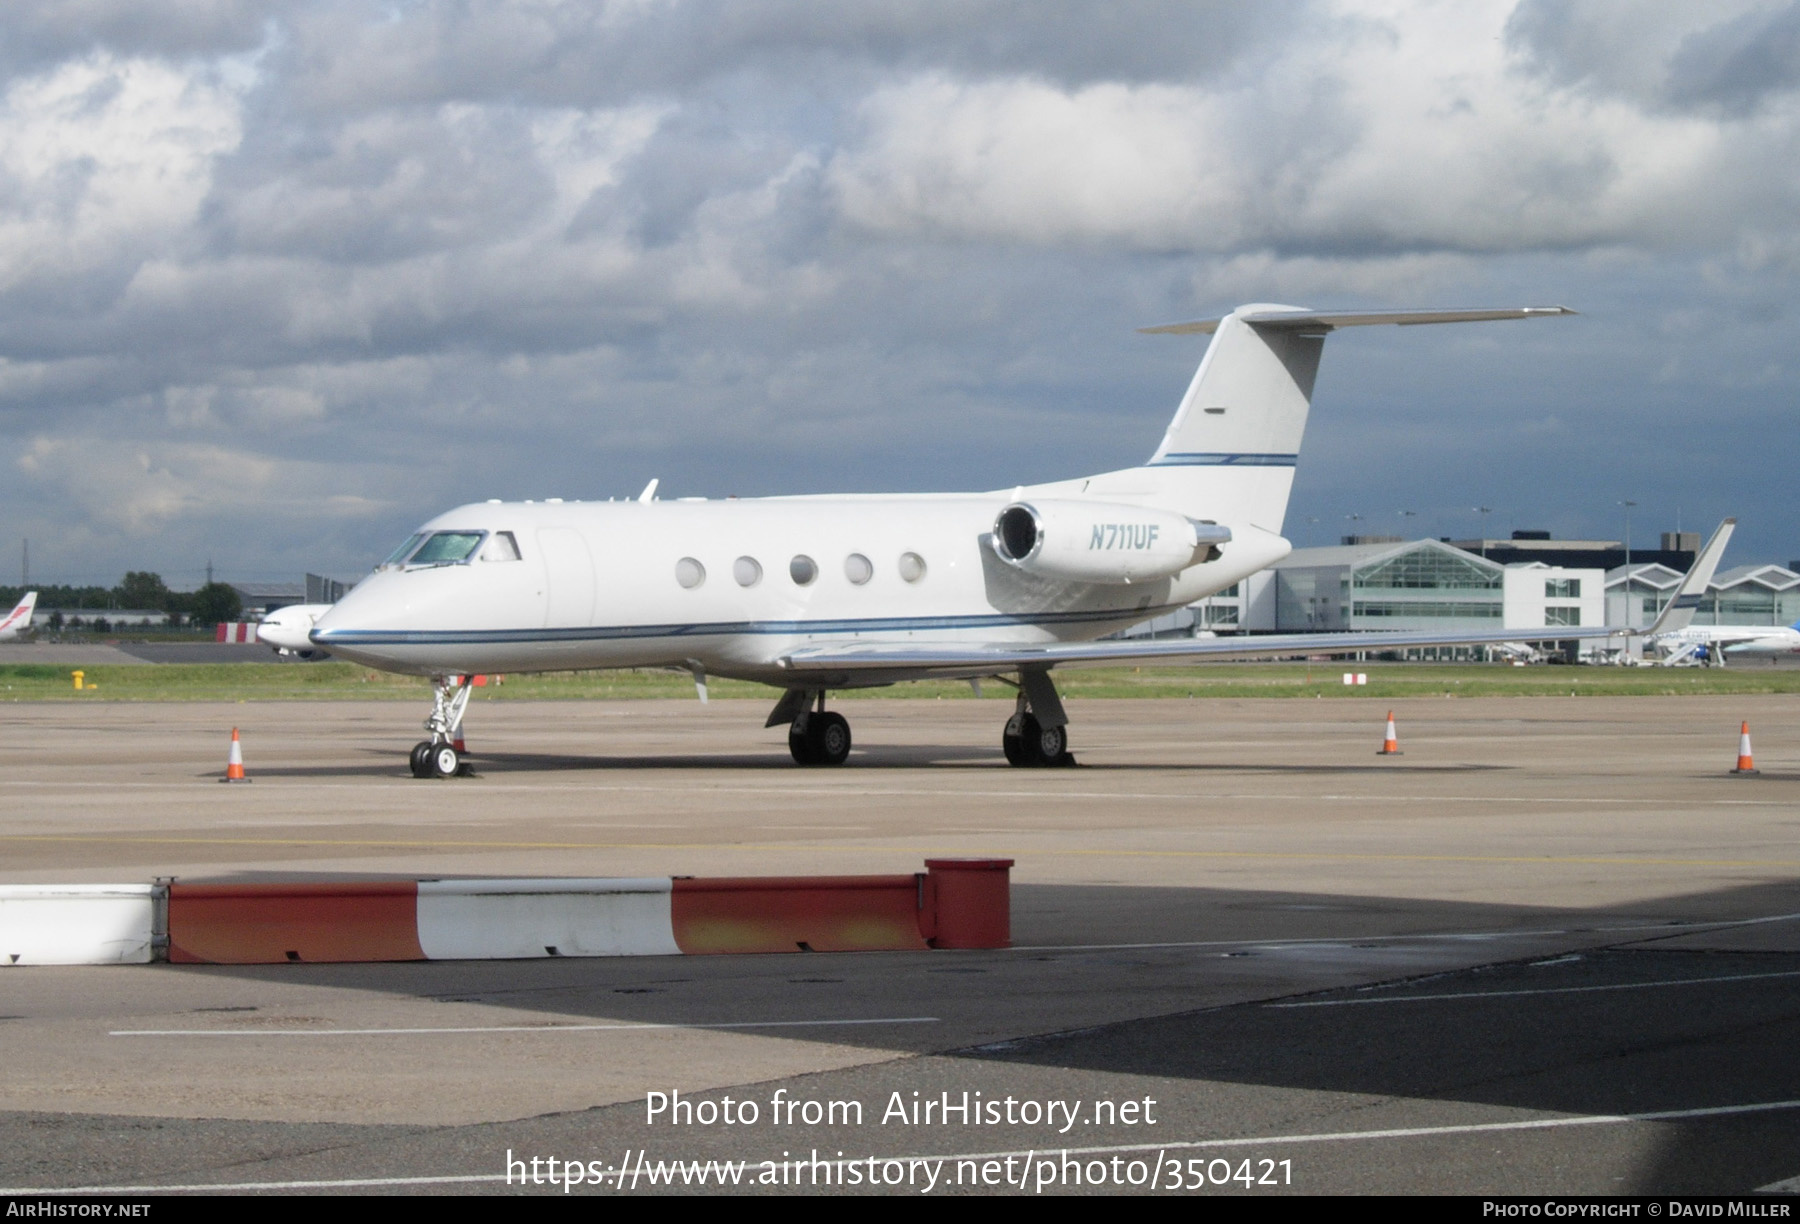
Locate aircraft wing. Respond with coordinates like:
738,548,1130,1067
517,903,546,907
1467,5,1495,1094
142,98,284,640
778,623,1631,681
783,516,1736,682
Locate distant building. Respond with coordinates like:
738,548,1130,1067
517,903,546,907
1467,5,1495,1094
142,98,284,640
1605,562,1800,629
306,573,352,603
1444,529,1696,573
228,582,306,617
1123,537,1605,657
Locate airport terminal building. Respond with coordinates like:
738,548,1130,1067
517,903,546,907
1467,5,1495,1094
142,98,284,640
1133,536,1607,657
1607,561,1800,629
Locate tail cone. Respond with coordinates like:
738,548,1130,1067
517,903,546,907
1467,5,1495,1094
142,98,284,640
1378,711,1402,756
1732,721,1760,776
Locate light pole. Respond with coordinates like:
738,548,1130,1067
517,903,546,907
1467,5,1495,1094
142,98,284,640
1618,499,1638,630
1474,507,1493,558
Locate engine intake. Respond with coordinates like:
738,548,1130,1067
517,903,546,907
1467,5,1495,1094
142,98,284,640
990,500,1230,584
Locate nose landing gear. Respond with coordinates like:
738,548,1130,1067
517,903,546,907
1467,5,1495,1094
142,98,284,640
409,676,474,778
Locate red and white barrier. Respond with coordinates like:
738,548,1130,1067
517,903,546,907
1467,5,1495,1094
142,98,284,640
155,860,1013,965
215,622,259,643
0,885,157,965
417,878,681,959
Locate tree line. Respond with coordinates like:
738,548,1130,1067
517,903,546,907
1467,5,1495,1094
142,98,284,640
0,573,242,629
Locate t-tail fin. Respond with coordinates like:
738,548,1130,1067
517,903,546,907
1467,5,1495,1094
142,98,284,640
1137,305,1574,531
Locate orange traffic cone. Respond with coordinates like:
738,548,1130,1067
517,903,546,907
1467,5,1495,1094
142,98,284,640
1731,721,1760,775
1377,710,1402,756
220,727,251,783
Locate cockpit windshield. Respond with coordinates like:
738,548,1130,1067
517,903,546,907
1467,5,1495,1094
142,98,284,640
379,533,425,569
407,532,486,566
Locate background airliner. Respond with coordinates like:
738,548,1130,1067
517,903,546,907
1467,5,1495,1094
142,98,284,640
0,592,36,641
310,304,1717,777
1649,618,1800,665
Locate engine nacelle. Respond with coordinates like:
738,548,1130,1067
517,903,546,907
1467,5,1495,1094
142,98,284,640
990,500,1230,584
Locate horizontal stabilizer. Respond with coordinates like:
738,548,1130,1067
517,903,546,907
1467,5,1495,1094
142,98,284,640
1139,306,1576,336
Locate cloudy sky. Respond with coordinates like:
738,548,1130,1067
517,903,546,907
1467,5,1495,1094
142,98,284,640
3,0,1798,588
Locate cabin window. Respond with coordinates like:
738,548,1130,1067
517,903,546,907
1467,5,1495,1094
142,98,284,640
379,533,425,569
790,555,817,585
676,557,706,589
482,531,522,561
845,553,873,585
898,552,926,583
734,556,763,587
408,532,485,565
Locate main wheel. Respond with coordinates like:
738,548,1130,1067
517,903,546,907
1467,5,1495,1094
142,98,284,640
810,711,851,765
788,716,819,765
1002,713,1070,767
409,740,435,778
1002,714,1029,766
429,743,461,778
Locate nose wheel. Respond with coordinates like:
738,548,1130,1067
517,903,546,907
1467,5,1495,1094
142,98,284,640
410,740,463,778
409,677,475,778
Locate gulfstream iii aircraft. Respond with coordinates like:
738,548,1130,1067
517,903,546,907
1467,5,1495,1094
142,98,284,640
313,303,1701,777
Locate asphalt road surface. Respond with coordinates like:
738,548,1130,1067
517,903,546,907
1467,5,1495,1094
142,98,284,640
2,694,1797,1195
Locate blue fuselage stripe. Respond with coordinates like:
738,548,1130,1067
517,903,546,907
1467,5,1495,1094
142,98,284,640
314,606,1180,648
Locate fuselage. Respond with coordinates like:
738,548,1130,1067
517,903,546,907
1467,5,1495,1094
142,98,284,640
312,486,1288,685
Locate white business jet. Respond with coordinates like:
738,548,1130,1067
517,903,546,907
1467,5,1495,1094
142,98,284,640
256,603,335,659
311,303,1717,778
0,592,37,641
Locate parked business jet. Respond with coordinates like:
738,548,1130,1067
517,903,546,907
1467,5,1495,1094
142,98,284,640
256,603,334,660
0,592,36,641
311,304,1719,777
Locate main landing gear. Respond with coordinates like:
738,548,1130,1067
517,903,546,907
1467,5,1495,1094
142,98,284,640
409,675,474,779
771,689,852,766
1001,668,1074,768
767,670,1074,768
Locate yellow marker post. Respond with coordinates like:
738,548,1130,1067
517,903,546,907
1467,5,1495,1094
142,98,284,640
72,670,84,691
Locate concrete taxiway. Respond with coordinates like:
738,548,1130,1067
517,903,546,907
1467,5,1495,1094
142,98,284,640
1,693,1797,1194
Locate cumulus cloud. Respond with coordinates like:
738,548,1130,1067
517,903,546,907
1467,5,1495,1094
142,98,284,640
0,0,1797,582
829,5,1800,257
0,53,243,295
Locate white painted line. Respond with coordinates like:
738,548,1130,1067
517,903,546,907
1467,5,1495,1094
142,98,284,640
12,1098,1800,1196
1,778,1791,808
1268,968,1800,1008
1014,912,1800,955
881,1098,1800,1166
0,1173,508,1194
1012,920,1730,954
110,1015,939,1037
